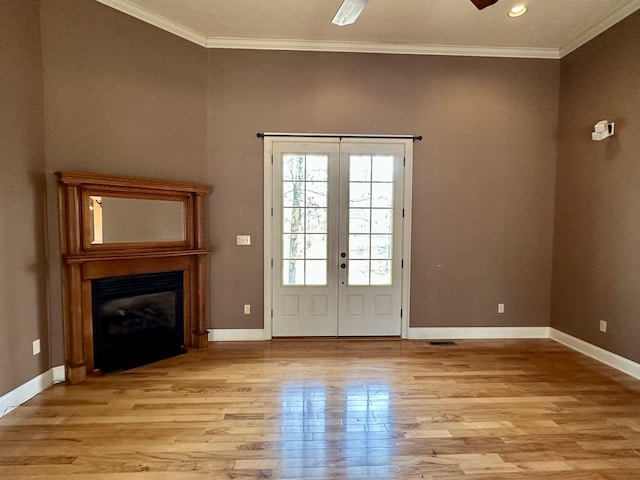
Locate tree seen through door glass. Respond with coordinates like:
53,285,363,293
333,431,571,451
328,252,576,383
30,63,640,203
282,154,329,286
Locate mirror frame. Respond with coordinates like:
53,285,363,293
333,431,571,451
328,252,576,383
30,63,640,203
57,171,209,256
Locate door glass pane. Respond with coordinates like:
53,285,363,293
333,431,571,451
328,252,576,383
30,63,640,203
349,183,371,207
306,182,328,207
306,155,329,181
283,208,305,233
350,155,371,182
283,155,305,181
283,234,304,258
306,208,327,233
282,154,329,286
371,235,392,259
371,260,392,285
283,182,305,207
372,155,394,182
305,234,327,259
348,260,370,285
306,260,327,285
349,234,370,259
283,260,305,285
371,209,392,234
349,209,370,233
371,183,393,208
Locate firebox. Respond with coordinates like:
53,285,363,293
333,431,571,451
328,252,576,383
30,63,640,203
92,270,186,372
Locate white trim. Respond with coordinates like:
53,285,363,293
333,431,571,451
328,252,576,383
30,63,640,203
95,0,640,59
408,326,551,340
96,0,640,60
208,329,266,342
263,135,414,339
401,142,413,339
559,0,640,57
205,37,560,59
0,366,65,418
550,328,640,381
92,1,557,58
94,0,207,47
52,365,66,383
263,139,275,341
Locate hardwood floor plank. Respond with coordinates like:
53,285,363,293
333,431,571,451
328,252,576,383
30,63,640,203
1,339,640,478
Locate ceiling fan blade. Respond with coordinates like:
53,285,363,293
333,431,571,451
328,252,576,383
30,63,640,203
332,0,368,26
470,0,499,9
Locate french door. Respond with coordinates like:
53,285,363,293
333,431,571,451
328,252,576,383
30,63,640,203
267,137,410,337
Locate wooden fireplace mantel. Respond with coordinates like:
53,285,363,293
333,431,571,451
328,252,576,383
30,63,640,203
57,171,210,384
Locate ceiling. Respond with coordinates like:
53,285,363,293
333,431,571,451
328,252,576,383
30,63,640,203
96,0,640,59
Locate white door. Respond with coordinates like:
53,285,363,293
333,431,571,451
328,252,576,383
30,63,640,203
270,138,407,337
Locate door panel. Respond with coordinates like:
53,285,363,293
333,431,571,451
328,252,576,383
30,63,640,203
272,141,340,337
338,143,404,336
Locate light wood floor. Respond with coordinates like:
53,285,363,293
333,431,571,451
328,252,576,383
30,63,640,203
2,339,640,479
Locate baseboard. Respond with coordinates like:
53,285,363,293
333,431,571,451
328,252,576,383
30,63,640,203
408,326,551,340
210,326,551,341
208,329,266,341
0,365,65,418
550,328,640,381
52,365,66,383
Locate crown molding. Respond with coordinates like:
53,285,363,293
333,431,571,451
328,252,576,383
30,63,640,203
94,0,558,58
559,0,640,57
204,37,560,59
95,0,207,47
96,0,638,60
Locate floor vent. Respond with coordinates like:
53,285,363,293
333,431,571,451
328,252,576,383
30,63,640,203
428,341,457,346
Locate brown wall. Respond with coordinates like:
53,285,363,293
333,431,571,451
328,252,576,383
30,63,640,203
39,0,209,365
0,0,48,395
207,50,559,330
552,11,640,363
10,0,638,397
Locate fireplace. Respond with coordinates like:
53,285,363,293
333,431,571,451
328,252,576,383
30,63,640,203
57,171,210,384
92,271,186,372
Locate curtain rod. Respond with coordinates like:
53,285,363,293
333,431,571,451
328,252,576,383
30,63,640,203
257,133,422,141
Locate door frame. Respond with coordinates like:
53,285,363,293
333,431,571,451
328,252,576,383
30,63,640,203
263,134,414,340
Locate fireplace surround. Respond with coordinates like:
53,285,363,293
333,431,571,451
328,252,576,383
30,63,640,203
57,171,209,384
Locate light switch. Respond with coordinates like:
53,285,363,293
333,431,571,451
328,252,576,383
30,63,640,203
236,235,251,246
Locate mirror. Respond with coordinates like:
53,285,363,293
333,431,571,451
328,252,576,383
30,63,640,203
89,196,185,244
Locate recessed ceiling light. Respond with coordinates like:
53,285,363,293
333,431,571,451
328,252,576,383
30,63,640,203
508,4,527,18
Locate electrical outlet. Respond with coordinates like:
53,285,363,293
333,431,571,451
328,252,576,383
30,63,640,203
236,235,251,246
600,320,607,333
244,304,251,315
498,303,505,314
32,339,41,356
